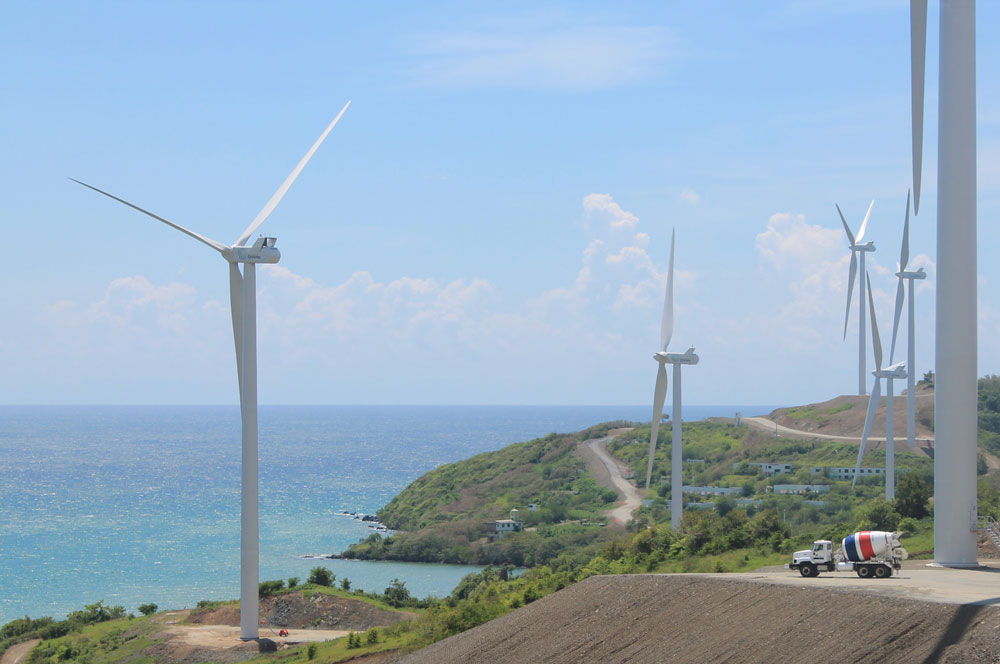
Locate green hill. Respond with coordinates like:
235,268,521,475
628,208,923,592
342,422,627,567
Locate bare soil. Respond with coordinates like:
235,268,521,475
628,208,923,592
188,591,414,631
767,385,935,442
396,574,1000,664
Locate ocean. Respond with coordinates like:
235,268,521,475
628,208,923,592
0,404,775,625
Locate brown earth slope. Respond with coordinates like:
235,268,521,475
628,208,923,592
188,591,413,631
397,574,1000,664
766,385,935,441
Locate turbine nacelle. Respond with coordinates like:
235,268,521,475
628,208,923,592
874,362,907,380
654,347,699,365
896,267,926,280
851,241,876,252
226,237,280,264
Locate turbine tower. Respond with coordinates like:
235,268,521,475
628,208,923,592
71,102,351,639
644,229,698,530
888,191,926,450
853,273,906,500
910,0,978,566
837,201,875,396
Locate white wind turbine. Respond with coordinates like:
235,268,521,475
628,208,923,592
852,273,906,500
888,191,926,451
909,0,978,567
71,101,351,640
643,230,698,530
837,201,876,396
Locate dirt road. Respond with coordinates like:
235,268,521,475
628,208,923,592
165,624,350,647
0,639,39,664
577,434,642,524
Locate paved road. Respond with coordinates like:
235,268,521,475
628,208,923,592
579,435,643,524
691,561,1000,606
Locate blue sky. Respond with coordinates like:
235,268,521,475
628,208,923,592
2,1,998,405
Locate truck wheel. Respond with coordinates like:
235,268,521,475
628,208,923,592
874,565,890,578
857,565,872,578
799,563,816,578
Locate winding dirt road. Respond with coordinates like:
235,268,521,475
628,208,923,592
577,434,642,524
0,639,39,664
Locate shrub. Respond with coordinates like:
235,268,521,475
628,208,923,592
366,627,379,645
307,642,317,660
258,580,285,597
137,603,157,617
308,567,334,587
287,577,299,589
340,577,351,591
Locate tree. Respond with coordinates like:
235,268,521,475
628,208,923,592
382,578,411,607
855,499,901,531
920,370,934,387
340,577,351,591
308,566,334,587
895,473,932,519
137,603,158,617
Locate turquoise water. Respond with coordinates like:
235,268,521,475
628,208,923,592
0,405,771,624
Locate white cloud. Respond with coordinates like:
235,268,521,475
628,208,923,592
678,187,700,205
584,193,639,230
407,19,674,91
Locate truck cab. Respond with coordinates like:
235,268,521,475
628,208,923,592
788,539,834,577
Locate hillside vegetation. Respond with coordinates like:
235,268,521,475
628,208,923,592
343,422,626,566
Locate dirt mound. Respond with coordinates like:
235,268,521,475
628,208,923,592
188,591,413,631
397,574,1000,664
767,385,934,441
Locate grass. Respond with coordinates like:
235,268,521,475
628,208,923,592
24,616,157,664
651,549,788,574
299,585,422,614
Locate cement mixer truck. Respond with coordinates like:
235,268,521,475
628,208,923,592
785,531,907,579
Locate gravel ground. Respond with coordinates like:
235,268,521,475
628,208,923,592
397,573,1000,664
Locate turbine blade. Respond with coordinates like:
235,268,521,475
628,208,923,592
900,190,911,270
236,101,351,246
852,378,882,489
660,229,675,352
229,263,244,403
69,178,226,253
867,272,882,370
890,278,905,363
911,0,927,215
843,251,857,340
856,200,874,244
837,204,856,247
645,363,669,490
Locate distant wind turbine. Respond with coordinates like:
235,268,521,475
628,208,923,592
852,273,906,500
837,201,876,396
70,101,351,640
888,191,926,451
644,229,698,530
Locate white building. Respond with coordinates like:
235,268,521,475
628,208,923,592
811,466,885,481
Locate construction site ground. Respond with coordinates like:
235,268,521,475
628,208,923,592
396,565,1000,664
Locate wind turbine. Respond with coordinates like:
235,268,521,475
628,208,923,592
70,101,351,640
910,0,977,566
837,200,875,396
643,229,698,530
888,191,926,451
852,273,906,500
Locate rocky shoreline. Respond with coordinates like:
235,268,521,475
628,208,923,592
298,511,394,560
